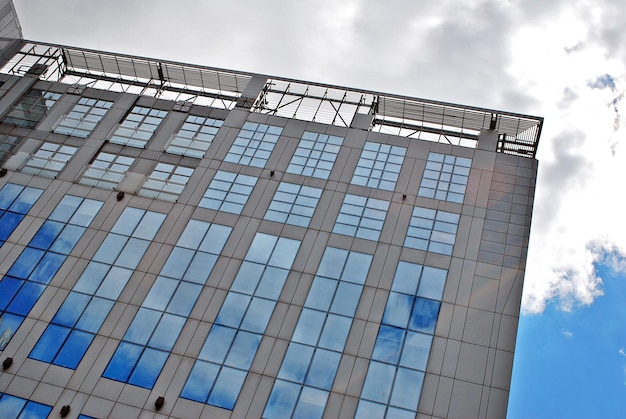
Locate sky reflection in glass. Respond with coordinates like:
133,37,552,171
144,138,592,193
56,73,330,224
0,183,43,247
0,195,102,351
181,233,300,409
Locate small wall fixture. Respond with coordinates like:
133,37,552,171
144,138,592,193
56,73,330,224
0,168,7,177
402,194,407,200
270,170,275,177
60,405,70,418
155,396,165,410
2,357,13,370
116,191,125,201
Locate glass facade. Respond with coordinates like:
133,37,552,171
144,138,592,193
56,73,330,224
0,195,103,350
0,49,538,418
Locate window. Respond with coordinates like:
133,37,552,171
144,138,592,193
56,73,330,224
224,122,282,168
166,115,223,158
418,153,471,203
2,89,61,128
199,170,257,214
0,134,23,164
138,163,194,202
0,183,43,247
181,233,301,410
264,182,322,227
286,131,343,179
21,142,78,178
102,220,231,389
29,208,165,369
263,248,373,419
53,97,114,138
355,262,447,418
333,194,389,241
109,106,168,148
79,152,135,190
404,207,460,255
0,195,103,350
351,142,406,191
0,393,52,418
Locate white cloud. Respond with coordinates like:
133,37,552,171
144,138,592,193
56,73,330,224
12,0,626,314
562,329,574,338
619,348,626,357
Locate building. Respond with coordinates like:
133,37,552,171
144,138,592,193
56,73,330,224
0,9,541,419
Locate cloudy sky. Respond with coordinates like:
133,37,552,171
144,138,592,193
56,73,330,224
12,0,626,416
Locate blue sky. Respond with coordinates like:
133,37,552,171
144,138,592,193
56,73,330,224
12,0,626,416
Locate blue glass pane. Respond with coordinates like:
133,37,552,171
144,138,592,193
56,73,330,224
409,298,440,334
199,325,237,363
54,330,92,368
133,211,166,240
207,367,246,410
0,313,22,349
400,331,432,371
73,262,109,294
382,292,413,328
0,394,26,417
94,266,133,299
125,308,161,345
92,234,126,264
70,199,103,227
317,248,348,279
264,379,300,419
231,262,264,295
391,262,422,295
49,195,82,222
110,207,144,235
7,281,45,315
215,293,251,328
160,247,194,279
318,314,351,351
240,297,274,333
304,277,336,311
390,368,423,410
372,325,405,364
305,349,341,390
278,343,314,383
292,309,325,346
148,313,186,351
386,406,415,419
293,387,328,419
183,252,218,284
116,238,150,268
52,292,90,327
417,267,447,300
75,297,114,333
0,212,23,242
30,220,64,250
181,361,219,403
224,331,262,369
7,247,44,279
0,278,23,311
342,252,372,284
199,224,232,253
143,276,177,311
167,282,202,315
29,252,65,284
330,282,361,316
268,237,300,268
50,224,85,254
19,400,52,418
128,348,169,388
103,342,142,382
0,184,23,209
29,324,70,362
355,400,386,419
361,361,395,403
246,234,277,264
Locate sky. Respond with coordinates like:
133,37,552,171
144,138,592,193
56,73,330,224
10,0,626,417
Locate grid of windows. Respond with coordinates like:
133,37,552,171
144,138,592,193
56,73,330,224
286,131,343,179
418,152,472,203
0,183,43,247
103,220,232,388
356,262,447,418
264,247,373,419
2,89,61,128
166,115,223,158
0,393,52,418
404,207,460,255
264,182,322,227
53,97,114,138
351,141,406,191
79,152,135,190
138,163,194,202
109,106,168,148
181,233,301,410
199,170,258,214
29,208,165,369
224,122,283,168
21,142,78,178
0,195,103,350
0,134,23,164
333,194,389,241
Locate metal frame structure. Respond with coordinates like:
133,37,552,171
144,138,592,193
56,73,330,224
0,39,543,158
